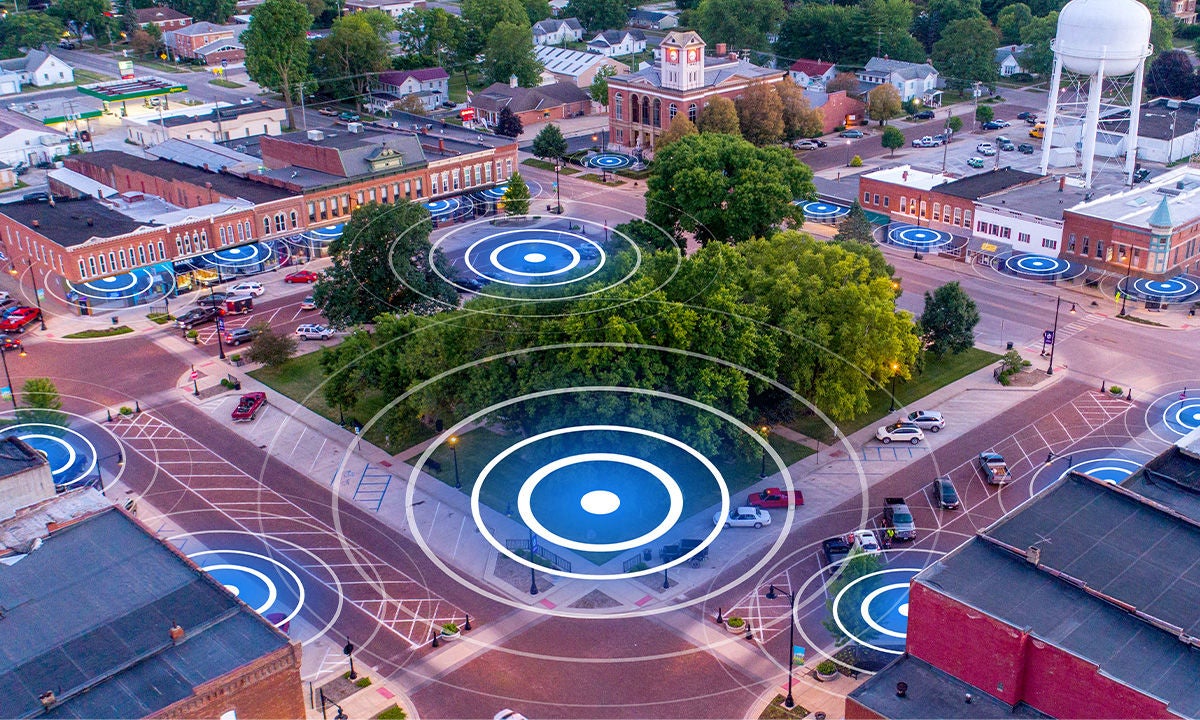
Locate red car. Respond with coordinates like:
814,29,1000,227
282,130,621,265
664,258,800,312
0,306,41,333
231,391,267,422
284,270,319,284
748,487,804,508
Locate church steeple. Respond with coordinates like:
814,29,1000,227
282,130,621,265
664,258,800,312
659,31,705,91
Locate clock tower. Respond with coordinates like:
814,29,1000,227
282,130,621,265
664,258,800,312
659,31,705,92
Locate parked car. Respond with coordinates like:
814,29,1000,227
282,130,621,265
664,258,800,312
301,296,317,310
912,135,934,148
904,410,945,432
441,100,456,108
982,119,1010,129
1024,115,1040,125
224,296,254,314
0,306,40,333
714,506,771,529
318,107,338,116
58,40,76,49
793,139,819,150
285,270,320,284
338,111,360,122
197,292,229,308
227,281,265,297
876,422,925,445
933,133,949,144
976,142,997,156
849,529,882,555
914,110,935,120
239,97,255,105
296,323,335,340
22,191,49,202
979,451,1010,484
967,156,985,168
883,497,917,541
176,306,218,329
748,487,804,508
0,333,22,351
223,327,257,346
931,475,960,509
822,536,852,567
1017,111,1036,120
998,137,1016,151
231,391,267,422
839,129,864,138
1134,167,1151,183
1017,143,1035,154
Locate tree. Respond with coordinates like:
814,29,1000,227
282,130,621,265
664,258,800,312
502,172,531,215
496,106,523,137
1137,0,1175,73
484,21,542,86
996,2,1032,44
18,378,63,425
246,323,297,367
312,201,457,327
920,281,980,355
50,0,110,45
460,0,528,59
1018,12,1057,77
855,0,925,64
915,0,986,53
694,0,784,52
170,0,235,23
947,114,964,134
0,13,65,58
696,95,740,135
312,11,394,106
532,123,568,161
129,27,164,56
523,0,552,23
1146,50,1198,98
243,0,313,130
645,133,816,244
826,72,860,95
657,114,699,148
881,125,905,156
776,82,824,139
775,4,857,66
394,7,463,66
975,104,994,123
932,16,998,90
735,82,784,146
867,84,902,125
589,64,617,105
396,94,428,115
832,201,874,243
614,218,674,250
823,550,887,645
564,0,628,32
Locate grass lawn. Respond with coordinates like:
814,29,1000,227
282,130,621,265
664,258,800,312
22,68,111,92
63,326,134,339
790,347,1000,443
759,697,809,719
210,78,245,89
448,69,488,103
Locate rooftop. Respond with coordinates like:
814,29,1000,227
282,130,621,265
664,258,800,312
1069,166,1200,230
934,167,1042,200
153,101,279,128
789,58,836,76
0,437,47,481
146,137,260,172
471,81,591,113
134,6,191,22
848,654,1050,719
536,45,624,78
1120,426,1200,523
862,164,953,191
0,197,146,247
612,55,782,91
171,21,238,36
862,57,938,80
0,499,290,719
77,150,291,204
975,175,1091,222
377,67,449,86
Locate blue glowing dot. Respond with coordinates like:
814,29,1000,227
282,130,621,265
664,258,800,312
580,489,621,515
524,252,547,263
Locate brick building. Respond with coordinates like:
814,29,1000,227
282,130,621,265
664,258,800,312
606,30,786,153
135,6,194,30
470,80,591,128
167,22,245,65
847,427,1200,720
0,491,305,719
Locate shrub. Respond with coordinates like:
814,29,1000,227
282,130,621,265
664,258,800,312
849,155,863,167
997,370,1013,386
229,353,242,362
354,677,372,688
442,622,459,634
186,329,199,339
119,406,133,415
374,706,407,719
1110,385,1124,395
726,616,745,628
816,660,839,675
999,349,1026,374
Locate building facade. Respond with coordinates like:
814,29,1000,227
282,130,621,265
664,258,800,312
342,0,425,17
0,50,74,89
789,59,837,89
370,68,450,112
857,57,940,104
471,80,591,127
536,45,629,88
135,6,194,30
532,17,583,45
123,102,286,146
586,30,646,57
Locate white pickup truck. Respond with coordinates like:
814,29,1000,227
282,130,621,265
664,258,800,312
979,452,1010,485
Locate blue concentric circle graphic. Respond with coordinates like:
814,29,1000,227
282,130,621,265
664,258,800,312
0,422,98,489
188,549,305,628
831,566,920,655
425,197,468,217
1067,457,1144,483
66,268,161,301
298,223,345,245
584,153,636,169
796,201,850,222
1159,396,1200,437
200,242,275,269
480,185,509,200
886,224,952,250
1033,447,1155,495
1005,254,1068,277
1122,276,1200,301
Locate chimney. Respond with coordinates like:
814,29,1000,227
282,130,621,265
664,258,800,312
438,138,445,152
85,217,93,227
31,219,39,228
1059,176,1066,192
896,682,908,698
728,51,738,61
715,42,726,55
169,622,185,642
39,692,55,709
1026,545,1041,565
509,74,519,88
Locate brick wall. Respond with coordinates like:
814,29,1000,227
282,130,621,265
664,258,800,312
150,642,305,720
259,136,348,175
818,91,866,134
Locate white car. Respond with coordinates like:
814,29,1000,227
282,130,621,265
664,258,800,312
904,410,945,432
850,529,882,555
239,97,255,105
714,506,771,529
227,281,265,297
301,295,317,310
494,711,529,720
976,142,997,156
875,423,925,445
296,323,334,340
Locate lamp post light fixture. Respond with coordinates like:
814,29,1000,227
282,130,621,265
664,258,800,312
845,139,852,167
449,435,461,490
1119,245,1134,316
342,639,357,680
0,341,25,411
528,527,539,595
765,583,799,709
553,161,562,213
93,449,124,497
758,425,769,478
1046,297,1076,375
888,361,900,412
211,286,226,360
1044,450,1074,468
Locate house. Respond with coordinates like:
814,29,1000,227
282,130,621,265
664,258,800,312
0,70,20,96
0,109,72,166
0,163,15,191
532,17,583,45
470,79,592,128
627,8,678,29
535,45,629,88
122,102,287,146
586,29,646,58
134,6,193,30
857,56,941,104
167,22,246,65
367,67,450,113
802,89,866,134
789,58,836,90
343,0,425,17
1163,0,1197,23
995,44,1031,76
0,49,74,89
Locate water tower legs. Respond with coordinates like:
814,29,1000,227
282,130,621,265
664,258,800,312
1080,56,1106,188
1039,57,1065,178
1124,63,1146,184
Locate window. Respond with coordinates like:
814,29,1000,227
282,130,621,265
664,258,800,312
688,103,697,122
669,103,677,120
88,257,97,275
883,197,889,208
119,249,127,269
98,254,107,274
900,196,907,213
932,203,940,221
416,178,423,197
158,241,166,258
1081,237,1089,255
78,260,86,278
108,251,116,270
405,180,412,198
863,191,871,203
290,211,298,228
380,185,388,202
978,220,986,232
453,169,460,190
953,207,961,224
441,171,449,193
919,200,927,218
1067,233,1076,252
200,230,208,249
1042,237,1057,249
873,194,879,205
308,202,316,221
1096,239,1104,258
264,217,271,235
138,245,146,264
319,199,328,219
219,227,227,244
615,93,623,120
369,188,377,202
275,214,286,232
963,210,972,227
357,191,365,205
1018,232,1031,244
652,98,661,127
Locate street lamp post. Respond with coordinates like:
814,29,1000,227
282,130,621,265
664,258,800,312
0,342,25,410
553,161,562,213
765,584,799,709
941,110,952,173
1046,296,1076,375
528,527,539,595
449,435,461,489
1119,245,1134,316
342,639,357,680
758,425,769,478
211,286,226,360
93,449,124,497
888,361,900,411
845,139,852,167
11,260,47,330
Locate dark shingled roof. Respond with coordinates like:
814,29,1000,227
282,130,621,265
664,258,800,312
0,506,290,719
0,437,47,480
933,167,1043,200
76,150,291,204
0,198,145,247
848,654,1051,719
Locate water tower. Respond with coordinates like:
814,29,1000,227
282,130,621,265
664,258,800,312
1038,0,1152,187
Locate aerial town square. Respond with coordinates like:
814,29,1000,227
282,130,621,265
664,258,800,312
1,0,1200,716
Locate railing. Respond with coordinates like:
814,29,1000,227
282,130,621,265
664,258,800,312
505,538,572,572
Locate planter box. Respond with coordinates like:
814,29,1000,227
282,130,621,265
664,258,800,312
725,621,745,634
440,630,461,641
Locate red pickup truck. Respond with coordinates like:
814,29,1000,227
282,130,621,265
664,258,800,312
0,306,40,333
748,487,804,508
231,392,267,422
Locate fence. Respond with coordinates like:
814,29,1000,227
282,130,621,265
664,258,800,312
504,538,572,573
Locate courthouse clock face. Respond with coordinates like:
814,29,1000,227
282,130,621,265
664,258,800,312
666,48,679,63
687,48,699,63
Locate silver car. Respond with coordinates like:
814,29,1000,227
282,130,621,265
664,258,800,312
714,506,771,529
905,410,945,432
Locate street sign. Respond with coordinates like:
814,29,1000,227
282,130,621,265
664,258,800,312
118,59,134,80
216,317,226,332
1043,330,1055,345
0,386,10,401
793,646,805,666
460,107,475,122
189,370,199,380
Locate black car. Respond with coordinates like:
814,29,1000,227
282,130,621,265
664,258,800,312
1134,167,1151,183
822,536,852,567
197,292,229,307
176,306,219,329
1017,111,1036,120
914,110,935,120
1017,143,1035,154
932,476,960,510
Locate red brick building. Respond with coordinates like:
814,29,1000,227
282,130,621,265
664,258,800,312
606,30,786,152
168,22,244,65
846,435,1200,720
470,80,591,129
809,90,867,135
135,6,193,30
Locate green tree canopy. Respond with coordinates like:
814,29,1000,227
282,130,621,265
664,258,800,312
484,21,542,86
589,63,617,105
523,0,552,23
657,114,699,149
920,281,980,355
461,0,528,58
996,2,1032,44
735,82,784,146
311,201,457,327
564,0,629,32
394,7,463,65
932,15,999,90
867,84,902,124
243,0,313,129
247,322,298,367
502,171,531,214
50,0,111,44
832,201,875,243
855,0,925,63
975,103,994,123
1017,11,1057,76
170,0,234,23
696,95,740,135
532,123,568,160
881,125,905,156
823,550,887,645
645,132,815,244
312,11,393,106
775,3,857,64
694,0,784,52
915,0,986,52
0,13,65,57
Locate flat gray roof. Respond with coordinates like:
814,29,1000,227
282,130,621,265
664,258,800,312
848,654,1050,719
1071,167,1200,229
976,176,1090,222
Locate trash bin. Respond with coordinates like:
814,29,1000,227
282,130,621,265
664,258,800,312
111,316,119,325
642,548,652,562
1006,341,1014,350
